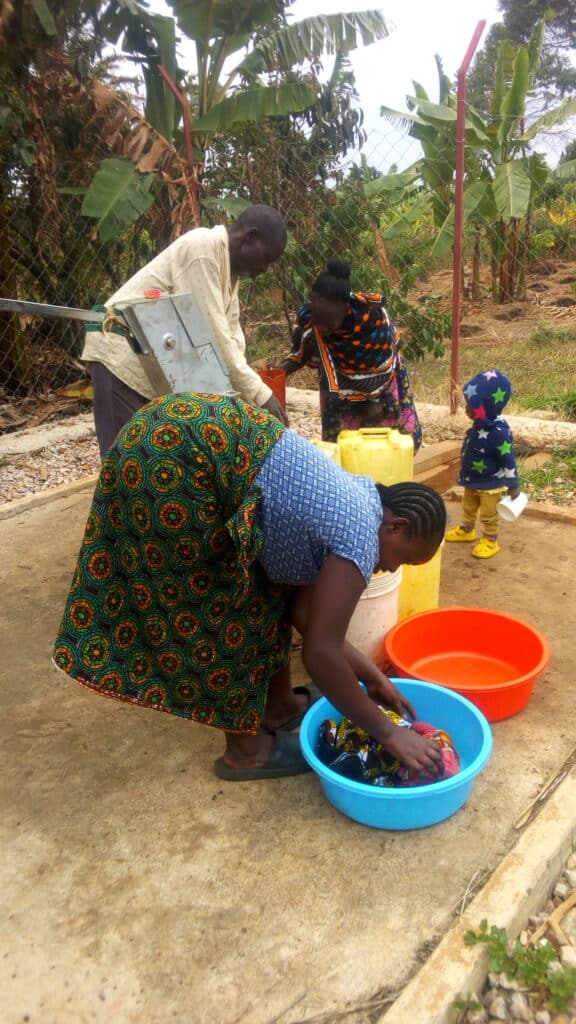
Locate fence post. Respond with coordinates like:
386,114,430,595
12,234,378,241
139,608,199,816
450,20,486,415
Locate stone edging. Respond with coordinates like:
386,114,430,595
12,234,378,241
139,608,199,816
0,475,98,521
379,772,576,1024
1,466,575,526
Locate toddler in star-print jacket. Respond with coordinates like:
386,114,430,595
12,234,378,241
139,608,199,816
446,369,520,559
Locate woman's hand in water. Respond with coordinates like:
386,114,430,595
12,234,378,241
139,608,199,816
381,724,445,778
363,667,416,720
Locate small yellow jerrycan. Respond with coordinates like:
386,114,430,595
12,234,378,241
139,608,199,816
309,439,341,465
337,428,414,484
398,541,444,621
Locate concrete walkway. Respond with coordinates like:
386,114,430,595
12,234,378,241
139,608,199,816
1,486,575,1024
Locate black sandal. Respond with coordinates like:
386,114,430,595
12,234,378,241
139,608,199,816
214,731,312,781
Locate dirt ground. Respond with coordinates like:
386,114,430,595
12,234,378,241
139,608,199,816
0,483,574,1024
1,245,575,1024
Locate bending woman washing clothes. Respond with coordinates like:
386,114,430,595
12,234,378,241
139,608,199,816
53,392,446,782
276,259,422,447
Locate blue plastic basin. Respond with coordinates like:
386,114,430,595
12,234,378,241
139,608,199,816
299,679,493,830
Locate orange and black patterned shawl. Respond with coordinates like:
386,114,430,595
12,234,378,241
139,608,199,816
286,292,398,402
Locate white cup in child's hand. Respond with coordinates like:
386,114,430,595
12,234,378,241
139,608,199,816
497,491,528,522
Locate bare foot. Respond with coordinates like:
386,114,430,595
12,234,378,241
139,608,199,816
223,731,275,770
261,689,310,730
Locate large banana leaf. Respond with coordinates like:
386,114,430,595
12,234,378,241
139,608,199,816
528,152,551,202
81,158,155,242
141,15,178,139
497,47,529,148
526,16,546,87
381,102,488,146
382,197,432,240
435,55,453,104
364,169,418,199
237,11,390,77
491,39,516,117
465,103,493,143
412,81,430,102
31,0,57,35
379,105,426,130
417,100,457,122
554,160,576,181
191,81,318,132
431,181,490,258
519,96,576,143
168,0,281,43
492,159,532,222
421,159,454,193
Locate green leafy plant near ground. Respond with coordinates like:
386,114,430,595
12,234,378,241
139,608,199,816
461,919,576,1012
452,994,482,1022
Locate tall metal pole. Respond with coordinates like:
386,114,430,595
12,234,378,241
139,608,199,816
450,20,486,414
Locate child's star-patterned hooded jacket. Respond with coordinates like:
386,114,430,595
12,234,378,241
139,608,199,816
458,370,519,490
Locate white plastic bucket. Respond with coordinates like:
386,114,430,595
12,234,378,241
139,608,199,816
346,568,402,665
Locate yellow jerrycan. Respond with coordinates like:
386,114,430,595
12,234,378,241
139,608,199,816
398,541,444,621
309,439,341,465
337,427,414,484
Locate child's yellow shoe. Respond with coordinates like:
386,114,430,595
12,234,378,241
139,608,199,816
445,526,476,542
472,538,500,559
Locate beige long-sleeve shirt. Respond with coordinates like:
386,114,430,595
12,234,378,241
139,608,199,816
81,224,272,405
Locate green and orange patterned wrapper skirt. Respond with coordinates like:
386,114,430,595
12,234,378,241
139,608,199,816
53,393,290,734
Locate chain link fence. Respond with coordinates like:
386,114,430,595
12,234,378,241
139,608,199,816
1,117,575,432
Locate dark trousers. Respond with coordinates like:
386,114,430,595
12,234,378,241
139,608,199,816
87,361,148,458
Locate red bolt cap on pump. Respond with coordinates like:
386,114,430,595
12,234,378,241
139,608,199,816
144,288,161,299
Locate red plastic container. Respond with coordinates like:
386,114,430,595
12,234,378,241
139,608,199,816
384,606,550,722
256,367,286,409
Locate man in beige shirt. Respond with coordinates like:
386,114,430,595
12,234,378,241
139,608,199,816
83,205,289,455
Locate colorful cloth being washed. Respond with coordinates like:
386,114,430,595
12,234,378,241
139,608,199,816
285,293,422,448
53,393,290,734
319,707,460,787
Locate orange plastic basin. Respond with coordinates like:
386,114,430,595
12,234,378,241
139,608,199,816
384,607,550,722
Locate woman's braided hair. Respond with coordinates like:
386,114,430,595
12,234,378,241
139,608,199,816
376,482,446,545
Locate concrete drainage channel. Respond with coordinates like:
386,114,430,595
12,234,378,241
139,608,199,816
379,772,576,1024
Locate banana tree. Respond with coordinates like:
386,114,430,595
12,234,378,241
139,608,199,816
169,1,389,131
79,1,390,239
370,21,576,302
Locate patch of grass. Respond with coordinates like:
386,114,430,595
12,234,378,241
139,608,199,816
521,391,576,420
529,323,576,346
409,320,576,418
519,445,576,505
